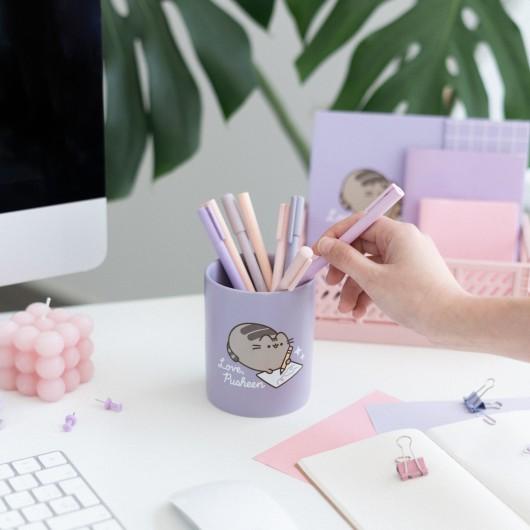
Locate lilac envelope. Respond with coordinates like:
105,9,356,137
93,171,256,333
366,397,530,433
402,148,526,224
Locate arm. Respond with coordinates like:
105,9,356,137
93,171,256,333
432,295,530,360
315,215,530,361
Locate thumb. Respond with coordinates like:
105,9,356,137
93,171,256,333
318,236,378,289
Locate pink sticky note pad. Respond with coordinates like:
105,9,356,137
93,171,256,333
419,198,520,261
254,391,399,482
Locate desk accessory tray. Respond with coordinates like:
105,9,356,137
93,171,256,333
315,257,530,347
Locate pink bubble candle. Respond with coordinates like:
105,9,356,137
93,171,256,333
0,298,94,402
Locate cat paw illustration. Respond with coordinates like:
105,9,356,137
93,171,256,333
280,346,293,374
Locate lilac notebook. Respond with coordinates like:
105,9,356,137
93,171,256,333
401,148,526,224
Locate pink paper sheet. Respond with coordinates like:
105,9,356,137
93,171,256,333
254,391,399,481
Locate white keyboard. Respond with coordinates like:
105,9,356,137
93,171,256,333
0,451,123,529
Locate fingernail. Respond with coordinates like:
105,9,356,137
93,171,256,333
318,237,334,254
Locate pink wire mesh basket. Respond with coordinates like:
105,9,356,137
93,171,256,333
314,257,530,347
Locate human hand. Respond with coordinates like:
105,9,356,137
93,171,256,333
314,215,466,338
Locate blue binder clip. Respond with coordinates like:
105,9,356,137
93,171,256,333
463,378,502,425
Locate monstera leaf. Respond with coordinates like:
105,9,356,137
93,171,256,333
284,0,326,40
296,0,530,120
102,0,257,199
231,0,275,28
102,0,148,199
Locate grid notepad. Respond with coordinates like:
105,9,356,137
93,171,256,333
444,118,530,163
0,451,123,530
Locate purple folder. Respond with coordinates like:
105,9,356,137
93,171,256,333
402,148,526,224
307,111,443,244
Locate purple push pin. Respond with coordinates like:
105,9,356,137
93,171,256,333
62,413,76,432
65,413,77,426
96,398,123,412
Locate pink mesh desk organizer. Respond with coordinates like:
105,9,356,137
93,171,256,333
315,257,530,346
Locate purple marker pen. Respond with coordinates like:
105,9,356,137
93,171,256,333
222,193,267,292
198,206,246,290
285,195,305,271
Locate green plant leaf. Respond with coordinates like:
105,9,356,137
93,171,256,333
470,0,530,120
254,65,310,167
330,0,526,118
129,0,201,178
333,1,465,114
296,0,385,82
285,0,326,40
172,0,257,119
448,19,488,117
101,0,148,199
230,0,275,28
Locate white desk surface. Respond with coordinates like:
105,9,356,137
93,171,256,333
2,295,530,530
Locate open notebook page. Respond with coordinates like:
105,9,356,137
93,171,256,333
298,429,528,530
428,410,530,525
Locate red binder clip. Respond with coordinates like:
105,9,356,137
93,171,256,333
395,435,428,481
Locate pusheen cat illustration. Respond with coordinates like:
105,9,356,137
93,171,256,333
340,169,401,219
227,323,293,373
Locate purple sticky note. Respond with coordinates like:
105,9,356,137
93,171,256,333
402,148,526,224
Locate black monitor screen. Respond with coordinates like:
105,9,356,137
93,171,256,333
0,0,105,214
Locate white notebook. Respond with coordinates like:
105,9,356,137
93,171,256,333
298,411,530,530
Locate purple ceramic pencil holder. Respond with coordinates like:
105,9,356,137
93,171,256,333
205,259,315,417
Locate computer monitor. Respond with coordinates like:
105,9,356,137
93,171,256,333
0,0,107,287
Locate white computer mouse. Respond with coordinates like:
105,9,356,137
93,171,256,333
169,480,298,530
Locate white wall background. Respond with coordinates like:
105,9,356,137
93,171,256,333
23,0,530,303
